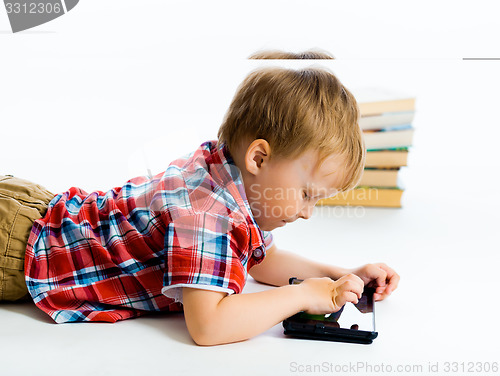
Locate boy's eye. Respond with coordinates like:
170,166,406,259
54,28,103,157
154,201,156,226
302,191,310,200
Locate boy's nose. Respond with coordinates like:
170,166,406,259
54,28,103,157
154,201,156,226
299,205,314,220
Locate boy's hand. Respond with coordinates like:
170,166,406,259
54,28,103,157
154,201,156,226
299,274,364,315
349,263,400,301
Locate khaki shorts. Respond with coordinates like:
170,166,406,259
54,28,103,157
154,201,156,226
0,175,55,301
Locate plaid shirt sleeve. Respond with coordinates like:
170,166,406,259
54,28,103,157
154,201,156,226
158,141,272,303
161,214,274,304
161,210,253,303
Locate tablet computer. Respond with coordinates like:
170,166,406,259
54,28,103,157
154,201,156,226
282,278,378,344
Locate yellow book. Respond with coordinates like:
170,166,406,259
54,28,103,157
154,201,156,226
317,187,403,208
358,168,399,187
353,87,416,117
365,149,408,167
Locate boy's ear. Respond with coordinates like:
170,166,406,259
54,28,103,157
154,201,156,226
245,139,271,175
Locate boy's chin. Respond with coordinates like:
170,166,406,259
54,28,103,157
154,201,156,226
256,219,286,232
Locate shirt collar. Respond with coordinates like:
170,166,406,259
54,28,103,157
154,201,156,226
206,140,266,251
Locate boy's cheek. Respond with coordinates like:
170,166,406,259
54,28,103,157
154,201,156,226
282,204,299,219
250,195,301,222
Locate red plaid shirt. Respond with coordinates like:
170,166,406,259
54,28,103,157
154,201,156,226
24,140,273,323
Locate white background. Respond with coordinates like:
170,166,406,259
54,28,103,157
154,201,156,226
1,1,499,375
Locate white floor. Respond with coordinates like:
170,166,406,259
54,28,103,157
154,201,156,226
1,167,499,375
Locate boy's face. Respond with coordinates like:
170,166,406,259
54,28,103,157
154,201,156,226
238,140,346,231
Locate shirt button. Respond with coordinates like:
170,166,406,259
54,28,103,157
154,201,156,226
253,248,263,258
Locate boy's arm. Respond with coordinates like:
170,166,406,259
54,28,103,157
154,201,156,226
249,245,400,301
183,285,304,346
249,244,348,286
182,273,364,346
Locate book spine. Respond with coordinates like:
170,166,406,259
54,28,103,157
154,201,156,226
317,188,403,208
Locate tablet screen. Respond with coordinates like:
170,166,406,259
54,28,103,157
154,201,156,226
297,289,376,332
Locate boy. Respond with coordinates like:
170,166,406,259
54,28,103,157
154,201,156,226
0,66,399,346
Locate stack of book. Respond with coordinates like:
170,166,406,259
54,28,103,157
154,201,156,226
318,88,415,208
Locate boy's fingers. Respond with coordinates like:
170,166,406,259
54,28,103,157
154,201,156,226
376,263,401,292
353,278,364,299
374,289,392,301
345,291,359,304
381,264,398,281
386,270,400,292
378,285,396,300
339,274,366,300
344,280,363,299
372,264,400,301
375,267,388,287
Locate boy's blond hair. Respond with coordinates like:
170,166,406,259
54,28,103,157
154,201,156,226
217,66,365,192
249,49,335,60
